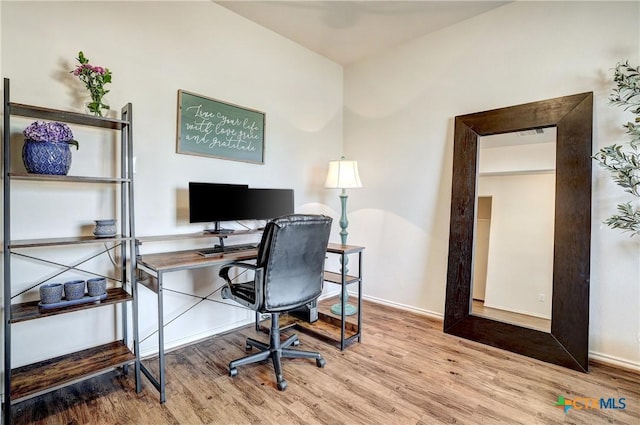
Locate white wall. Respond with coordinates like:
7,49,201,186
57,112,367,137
1,1,344,371
476,135,556,318
479,172,555,319
344,1,640,368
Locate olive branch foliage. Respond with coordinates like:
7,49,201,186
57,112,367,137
593,61,640,236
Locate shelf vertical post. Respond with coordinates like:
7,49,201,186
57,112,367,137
3,77,13,425
122,103,141,393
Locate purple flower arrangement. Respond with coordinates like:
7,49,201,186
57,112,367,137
22,121,78,175
23,121,79,149
71,51,112,117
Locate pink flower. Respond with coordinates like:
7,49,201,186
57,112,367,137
69,51,112,116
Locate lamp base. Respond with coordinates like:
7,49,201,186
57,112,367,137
330,303,358,316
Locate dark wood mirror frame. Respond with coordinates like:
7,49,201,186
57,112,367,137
444,92,593,372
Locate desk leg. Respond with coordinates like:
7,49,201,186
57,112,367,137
157,272,166,403
357,251,363,343
340,253,347,351
138,270,166,403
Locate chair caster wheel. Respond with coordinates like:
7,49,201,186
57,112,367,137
277,380,288,391
293,339,300,347
316,358,326,368
229,368,238,377
245,343,252,351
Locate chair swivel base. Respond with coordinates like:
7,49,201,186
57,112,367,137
228,313,326,391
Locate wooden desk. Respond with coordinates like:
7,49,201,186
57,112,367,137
136,236,363,403
138,247,258,274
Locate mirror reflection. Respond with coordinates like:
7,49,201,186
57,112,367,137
470,127,557,332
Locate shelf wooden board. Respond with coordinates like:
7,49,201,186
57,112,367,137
290,317,359,346
262,297,360,345
10,341,135,402
294,316,359,341
324,271,360,285
10,288,132,323
10,235,132,248
316,296,359,332
315,312,359,334
138,248,258,273
326,243,365,255
8,102,128,130
136,229,261,245
8,172,130,184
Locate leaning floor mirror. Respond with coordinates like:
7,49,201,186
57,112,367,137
444,92,593,372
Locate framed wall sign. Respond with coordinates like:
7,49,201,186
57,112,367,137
177,90,265,164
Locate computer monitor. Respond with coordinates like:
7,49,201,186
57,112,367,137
188,183,249,224
242,188,295,221
188,182,294,232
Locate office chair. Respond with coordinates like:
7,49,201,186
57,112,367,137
219,214,332,390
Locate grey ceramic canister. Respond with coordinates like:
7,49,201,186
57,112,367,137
93,219,117,237
40,283,63,304
87,277,107,297
64,280,86,301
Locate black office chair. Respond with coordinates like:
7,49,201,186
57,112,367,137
219,214,332,390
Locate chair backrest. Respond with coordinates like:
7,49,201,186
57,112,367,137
256,214,332,312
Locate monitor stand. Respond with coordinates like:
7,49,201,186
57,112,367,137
204,221,235,234
203,222,233,252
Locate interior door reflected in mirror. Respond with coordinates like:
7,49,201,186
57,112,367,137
471,128,556,333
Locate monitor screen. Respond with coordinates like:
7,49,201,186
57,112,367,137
188,182,249,223
188,182,294,224
242,188,295,220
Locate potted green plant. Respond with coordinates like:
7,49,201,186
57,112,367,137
22,121,79,175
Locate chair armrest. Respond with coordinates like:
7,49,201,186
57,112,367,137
219,262,264,311
219,261,258,283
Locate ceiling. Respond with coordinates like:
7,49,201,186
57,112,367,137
215,1,510,65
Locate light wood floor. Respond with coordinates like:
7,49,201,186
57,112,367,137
9,301,639,424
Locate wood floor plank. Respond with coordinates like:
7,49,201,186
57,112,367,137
9,300,640,425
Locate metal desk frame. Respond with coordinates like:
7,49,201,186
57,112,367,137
323,244,364,350
136,234,363,403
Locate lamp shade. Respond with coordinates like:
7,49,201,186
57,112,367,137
324,159,362,189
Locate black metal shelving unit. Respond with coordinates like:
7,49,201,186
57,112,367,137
2,78,140,424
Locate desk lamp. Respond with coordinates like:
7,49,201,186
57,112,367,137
324,157,362,316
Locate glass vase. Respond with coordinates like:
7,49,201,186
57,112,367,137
85,98,110,117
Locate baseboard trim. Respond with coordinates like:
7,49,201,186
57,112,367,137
361,294,444,320
589,351,640,372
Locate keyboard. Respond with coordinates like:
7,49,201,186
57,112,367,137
197,243,258,257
